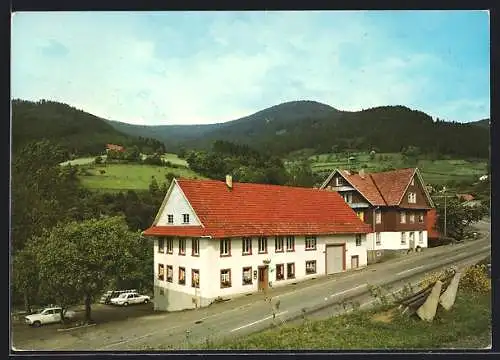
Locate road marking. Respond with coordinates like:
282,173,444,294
330,284,366,298
396,265,424,276
230,311,288,333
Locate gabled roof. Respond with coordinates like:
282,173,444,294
320,167,433,208
143,178,372,238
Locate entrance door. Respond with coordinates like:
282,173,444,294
351,255,359,269
326,245,345,274
258,266,269,291
409,232,415,249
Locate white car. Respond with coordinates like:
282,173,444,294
110,292,150,306
24,307,76,327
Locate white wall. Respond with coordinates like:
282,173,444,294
156,182,201,226
365,231,428,250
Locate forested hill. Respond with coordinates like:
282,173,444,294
12,99,166,157
108,101,489,159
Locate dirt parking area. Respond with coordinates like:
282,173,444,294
11,302,160,349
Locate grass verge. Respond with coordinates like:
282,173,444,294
196,289,491,350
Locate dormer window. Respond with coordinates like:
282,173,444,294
182,214,190,224
167,214,174,224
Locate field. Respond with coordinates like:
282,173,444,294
161,153,188,166
79,163,204,191
287,152,488,185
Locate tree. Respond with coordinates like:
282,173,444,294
287,161,315,187
434,197,488,240
29,216,148,324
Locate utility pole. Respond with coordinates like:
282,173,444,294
433,188,448,238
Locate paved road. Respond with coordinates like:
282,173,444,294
12,234,490,351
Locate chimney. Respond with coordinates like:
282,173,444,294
359,169,365,179
225,175,233,189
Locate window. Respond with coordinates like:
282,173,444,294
409,213,415,224
220,238,231,256
258,237,268,254
375,210,382,224
419,231,423,244
286,236,295,251
182,213,190,224
166,265,173,282
343,193,353,203
409,232,415,244
166,237,173,254
191,269,200,288
220,269,231,288
400,211,407,224
305,260,317,274
275,236,284,253
356,211,365,221
401,232,407,245
287,263,295,279
305,236,317,250
192,238,200,256
408,192,417,204
158,237,165,253
355,234,362,246
418,213,424,223
179,238,186,255
335,177,344,186
376,232,381,246
276,264,285,281
167,214,174,224
158,264,164,281
242,237,252,255
242,267,252,285
159,288,164,295
178,267,186,285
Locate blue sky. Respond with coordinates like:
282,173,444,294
11,10,490,125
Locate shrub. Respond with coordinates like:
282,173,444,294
419,267,455,290
459,264,490,295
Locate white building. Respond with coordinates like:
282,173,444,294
143,176,371,312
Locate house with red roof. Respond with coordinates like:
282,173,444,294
320,168,434,255
143,176,371,312
105,143,125,152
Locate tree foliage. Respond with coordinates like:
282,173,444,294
27,216,148,323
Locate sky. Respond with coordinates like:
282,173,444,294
11,10,490,125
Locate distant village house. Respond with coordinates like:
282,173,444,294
105,143,125,152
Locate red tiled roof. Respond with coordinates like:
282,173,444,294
143,179,372,238
339,170,386,206
106,144,125,152
426,208,440,239
457,194,474,202
369,168,415,205
331,168,428,207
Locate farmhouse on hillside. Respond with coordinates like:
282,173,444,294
105,143,125,152
320,168,434,262
143,176,371,312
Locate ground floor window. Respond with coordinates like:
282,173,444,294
355,234,362,246
158,264,164,281
276,264,285,281
242,267,252,285
376,232,381,245
191,269,200,288
351,255,359,269
179,267,186,285
221,269,231,288
166,265,173,282
418,231,423,244
287,263,295,279
159,288,164,295
306,260,317,274
401,232,407,245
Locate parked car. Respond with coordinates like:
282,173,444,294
99,289,138,304
110,292,150,306
24,307,76,327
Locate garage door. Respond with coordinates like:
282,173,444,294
326,245,344,274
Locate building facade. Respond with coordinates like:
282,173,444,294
143,177,371,312
320,168,434,252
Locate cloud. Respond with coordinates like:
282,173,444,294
11,11,490,125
